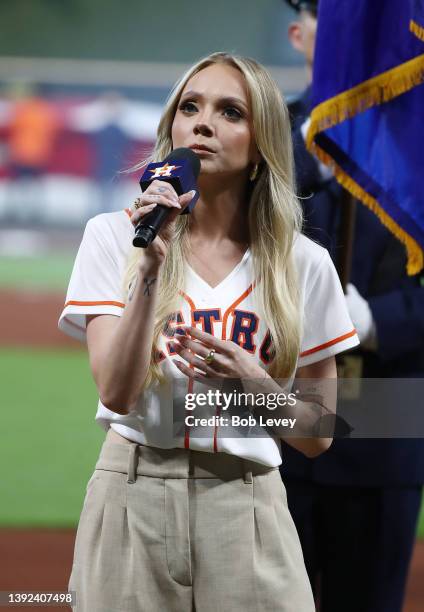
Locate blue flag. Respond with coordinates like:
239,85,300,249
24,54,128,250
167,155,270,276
411,0,424,41
307,0,424,274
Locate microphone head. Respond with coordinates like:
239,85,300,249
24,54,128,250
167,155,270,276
165,147,201,179
135,148,200,249
139,147,200,198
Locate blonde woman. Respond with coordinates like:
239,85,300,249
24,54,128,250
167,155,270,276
59,52,358,611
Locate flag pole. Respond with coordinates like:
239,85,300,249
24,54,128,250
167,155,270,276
336,190,357,293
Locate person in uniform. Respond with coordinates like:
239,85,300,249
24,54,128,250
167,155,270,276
281,2,424,611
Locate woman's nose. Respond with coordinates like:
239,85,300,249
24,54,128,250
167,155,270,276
193,122,213,137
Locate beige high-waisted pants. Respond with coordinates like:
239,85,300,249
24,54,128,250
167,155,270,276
68,430,314,611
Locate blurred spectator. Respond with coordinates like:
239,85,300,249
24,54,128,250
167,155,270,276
9,88,60,178
68,91,160,212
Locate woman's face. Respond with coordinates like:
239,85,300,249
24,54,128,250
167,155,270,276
171,63,260,180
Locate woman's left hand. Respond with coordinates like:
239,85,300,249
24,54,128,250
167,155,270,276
173,326,264,383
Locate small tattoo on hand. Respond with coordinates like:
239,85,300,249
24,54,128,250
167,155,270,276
143,277,157,296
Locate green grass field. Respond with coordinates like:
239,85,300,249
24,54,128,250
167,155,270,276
0,254,75,291
0,348,104,526
1,348,424,535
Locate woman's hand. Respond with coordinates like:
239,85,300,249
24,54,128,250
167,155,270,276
173,326,264,384
130,179,196,266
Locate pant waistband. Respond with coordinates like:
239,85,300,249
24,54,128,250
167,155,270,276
95,431,275,483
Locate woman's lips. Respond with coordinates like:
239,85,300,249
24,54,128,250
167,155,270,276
188,144,215,153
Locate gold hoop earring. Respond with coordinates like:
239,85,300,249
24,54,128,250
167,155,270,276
249,163,259,182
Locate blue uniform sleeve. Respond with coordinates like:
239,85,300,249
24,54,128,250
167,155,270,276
369,279,424,362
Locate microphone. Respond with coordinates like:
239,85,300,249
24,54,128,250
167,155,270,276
133,148,200,248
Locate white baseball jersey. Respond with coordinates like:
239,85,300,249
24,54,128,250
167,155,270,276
59,209,359,467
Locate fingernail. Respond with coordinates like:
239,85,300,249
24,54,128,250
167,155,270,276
190,190,196,197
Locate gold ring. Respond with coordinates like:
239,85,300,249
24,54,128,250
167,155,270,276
133,198,143,210
204,349,216,365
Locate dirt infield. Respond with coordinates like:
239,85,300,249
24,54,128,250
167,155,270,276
0,530,423,612
1,287,423,610
0,530,74,612
0,289,79,349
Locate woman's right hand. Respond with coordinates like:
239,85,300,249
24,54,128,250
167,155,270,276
129,179,196,266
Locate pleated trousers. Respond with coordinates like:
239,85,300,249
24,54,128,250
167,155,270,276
69,429,314,612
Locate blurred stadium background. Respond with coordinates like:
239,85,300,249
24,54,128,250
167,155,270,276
0,1,422,608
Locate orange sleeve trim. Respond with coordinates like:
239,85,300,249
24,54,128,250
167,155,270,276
300,329,358,357
221,282,256,340
64,299,125,308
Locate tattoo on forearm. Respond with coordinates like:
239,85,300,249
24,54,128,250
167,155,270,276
143,277,157,296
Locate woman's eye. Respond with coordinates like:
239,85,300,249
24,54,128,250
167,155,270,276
223,107,242,120
179,101,197,113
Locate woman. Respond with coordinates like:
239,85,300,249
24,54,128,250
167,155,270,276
59,52,358,611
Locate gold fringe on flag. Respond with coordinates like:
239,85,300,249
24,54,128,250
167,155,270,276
307,55,424,143
309,141,424,275
306,54,424,275
410,19,424,42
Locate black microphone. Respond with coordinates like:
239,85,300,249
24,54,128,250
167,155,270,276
133,148,200,248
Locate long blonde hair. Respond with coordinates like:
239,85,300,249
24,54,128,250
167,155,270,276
123,52,302,386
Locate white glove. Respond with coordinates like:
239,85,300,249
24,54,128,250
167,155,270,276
300,117,334,181
345,283,378,350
